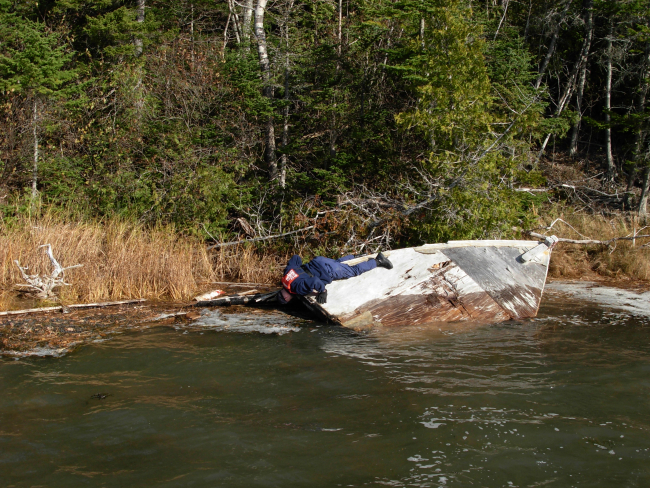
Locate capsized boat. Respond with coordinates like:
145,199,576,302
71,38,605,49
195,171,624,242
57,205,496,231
299,237,558,330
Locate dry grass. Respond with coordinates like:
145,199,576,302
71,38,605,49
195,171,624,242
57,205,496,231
0,214,286,309
534,210,650,282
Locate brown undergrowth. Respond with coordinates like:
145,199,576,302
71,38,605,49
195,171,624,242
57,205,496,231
0,215,285,310
532,210,650,283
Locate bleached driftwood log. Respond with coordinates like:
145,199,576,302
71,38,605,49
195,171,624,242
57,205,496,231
14,244,83,299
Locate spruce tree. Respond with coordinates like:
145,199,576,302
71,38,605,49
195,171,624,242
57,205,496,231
0,1,76,200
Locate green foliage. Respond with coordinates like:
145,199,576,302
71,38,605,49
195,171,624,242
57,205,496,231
0,4,76,96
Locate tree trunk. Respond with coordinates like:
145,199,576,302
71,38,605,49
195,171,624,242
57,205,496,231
228,0,242,44
242,0,254,50
535,0,572,90
190,3,195,70
493,0,510,41
604,18,615,180
31,98,38,200
633,40,650,173
569,0,594,157
254,0,277,180
280,67,289,188
279,0,294,188
134,0,145,56
639,167,650,216
537,2,590,161
338,0,343,56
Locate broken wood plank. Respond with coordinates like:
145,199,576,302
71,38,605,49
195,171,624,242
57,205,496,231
340,251,392,267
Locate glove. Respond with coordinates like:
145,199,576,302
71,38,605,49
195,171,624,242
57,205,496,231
316,290,328,304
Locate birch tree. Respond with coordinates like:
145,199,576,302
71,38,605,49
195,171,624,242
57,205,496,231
254,0,278,180
568,0,594,156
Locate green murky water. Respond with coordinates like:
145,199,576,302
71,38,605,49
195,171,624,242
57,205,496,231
1,289,650,487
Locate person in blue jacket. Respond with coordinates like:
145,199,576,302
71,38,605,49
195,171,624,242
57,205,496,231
278,252,393,305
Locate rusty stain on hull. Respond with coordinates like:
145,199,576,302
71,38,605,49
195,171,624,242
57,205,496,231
339,262,511,327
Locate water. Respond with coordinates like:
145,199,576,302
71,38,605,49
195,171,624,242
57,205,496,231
1,287,650,487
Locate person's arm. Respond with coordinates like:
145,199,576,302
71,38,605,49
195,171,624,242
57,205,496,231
292,276,325,296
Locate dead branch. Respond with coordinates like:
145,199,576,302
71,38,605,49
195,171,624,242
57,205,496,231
526,231,650,245
207,226,315,249
13,244,83,299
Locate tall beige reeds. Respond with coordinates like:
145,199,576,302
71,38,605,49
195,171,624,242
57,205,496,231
540,212,650,281
0,214,285,308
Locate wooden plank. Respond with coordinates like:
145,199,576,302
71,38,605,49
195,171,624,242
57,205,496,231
0,299,146,317
340,251,392,267
441,246,548,319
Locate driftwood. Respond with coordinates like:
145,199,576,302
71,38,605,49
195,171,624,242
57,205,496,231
14,244,83,299
0,298,146,317
527,231,650,245
193,289,226,301
526,218,650,247
194,290,279,307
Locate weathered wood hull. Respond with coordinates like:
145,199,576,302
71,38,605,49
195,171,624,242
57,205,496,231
300,239,554,330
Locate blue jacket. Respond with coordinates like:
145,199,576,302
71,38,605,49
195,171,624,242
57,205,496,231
282,255,327,296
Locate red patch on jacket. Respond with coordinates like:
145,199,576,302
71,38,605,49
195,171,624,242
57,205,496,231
282,269,300,293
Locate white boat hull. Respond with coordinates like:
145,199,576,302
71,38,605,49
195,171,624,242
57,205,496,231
300,239,554,330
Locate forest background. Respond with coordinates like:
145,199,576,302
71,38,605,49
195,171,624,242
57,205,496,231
1,0,650,302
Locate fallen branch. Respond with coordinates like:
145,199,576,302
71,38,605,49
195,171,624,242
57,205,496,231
14,244,83,298
207,226,315,250
203,281,272,287
0,299,146,317
194,290,280,306
527,231,650,246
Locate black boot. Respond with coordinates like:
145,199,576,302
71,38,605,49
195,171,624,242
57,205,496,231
375,252,393,270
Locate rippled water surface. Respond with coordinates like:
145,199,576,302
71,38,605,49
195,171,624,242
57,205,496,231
2,288,650,487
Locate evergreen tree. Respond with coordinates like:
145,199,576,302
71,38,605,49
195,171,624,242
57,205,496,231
0,1,77,199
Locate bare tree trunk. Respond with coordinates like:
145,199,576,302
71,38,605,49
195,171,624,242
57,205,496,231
639,167,650,215
254,0,277,180
133,0,145,117
604,18,615,180
279,0,294,188
420,18,425,49
523,0,532,40
535,0,572,90
569,0,594,156
338,0,343,56
190,3,195,70
537,64,580,160
242,0,254,50
280,67,289,188
31,98,38,200
222,12,232,56
493,0,510,41
228,0,242,44
633,39,650,210
134,0,145,56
